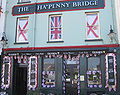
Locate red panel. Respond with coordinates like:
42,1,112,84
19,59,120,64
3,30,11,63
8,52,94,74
3,44,119,51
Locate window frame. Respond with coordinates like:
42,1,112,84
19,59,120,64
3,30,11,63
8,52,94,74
85,12,101,40
15,17,29,44
49,14,63,42
87,56,101,71
42,58,56,88
87,56,102,88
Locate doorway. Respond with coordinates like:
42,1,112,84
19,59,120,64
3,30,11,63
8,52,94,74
13,63,27,95
65,64,79,95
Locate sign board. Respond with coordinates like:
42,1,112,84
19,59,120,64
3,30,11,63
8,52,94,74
108,56,115,85
12,0,105,16
80,75,84,81
30,58,36,85
28,56,38,90
105,53,117,91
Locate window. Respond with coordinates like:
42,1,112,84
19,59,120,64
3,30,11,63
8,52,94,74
87,57,102,88
42,58,55,88
88,57,100,71
16,17,28,43
86,12,100,39
18,0,31,3
49,15,62,41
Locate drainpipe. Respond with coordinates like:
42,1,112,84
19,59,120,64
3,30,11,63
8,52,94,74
111,0,118,44
32,0,37,49
115,0,120,44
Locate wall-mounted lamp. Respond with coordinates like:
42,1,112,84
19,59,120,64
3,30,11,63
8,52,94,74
0,32,8,47
108,25,117,42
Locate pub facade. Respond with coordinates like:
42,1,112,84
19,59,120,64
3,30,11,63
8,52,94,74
0,0,120,95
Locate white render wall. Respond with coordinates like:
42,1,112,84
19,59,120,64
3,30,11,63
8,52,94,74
4,0,117,49
0,0,6,54
115,0,120,43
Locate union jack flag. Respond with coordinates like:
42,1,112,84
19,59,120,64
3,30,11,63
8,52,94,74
50,16,62,40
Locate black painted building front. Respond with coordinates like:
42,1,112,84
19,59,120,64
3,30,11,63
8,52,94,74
0,44,120,95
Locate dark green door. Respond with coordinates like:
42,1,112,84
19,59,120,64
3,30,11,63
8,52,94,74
13,64,27,95
65,64,78,95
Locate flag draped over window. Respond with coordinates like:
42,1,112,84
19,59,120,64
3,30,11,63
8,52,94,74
17,18,28,42
50,16,62,40
87,13,99,39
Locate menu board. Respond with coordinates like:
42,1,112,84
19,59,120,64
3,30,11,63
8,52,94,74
105,53,117,91
4,64,9,84
28,56,38,90
108,56,115,85
30,58,36,86
1,56,11,90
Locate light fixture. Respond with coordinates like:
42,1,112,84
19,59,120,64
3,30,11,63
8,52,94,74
0,32,8,46
108,25,116,42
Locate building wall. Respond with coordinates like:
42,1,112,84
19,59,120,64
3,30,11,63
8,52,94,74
115,0,120,43
2,1,120,95
4,0,118,49
0,0,7,54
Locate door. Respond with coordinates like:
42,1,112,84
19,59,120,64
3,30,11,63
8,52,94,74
13,64,27,95
65,64,79,95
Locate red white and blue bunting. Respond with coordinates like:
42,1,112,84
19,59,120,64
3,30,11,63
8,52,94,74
17,55,28,64
87,71,102,88
28,56,38,90
23,55,27,64
105,53,117,91
42,71,55,88
17,56,21,63
3,51,105,92
1,56,12,90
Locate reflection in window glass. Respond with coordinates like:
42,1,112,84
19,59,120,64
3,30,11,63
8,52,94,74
87,57,101,85
66,59,77,64
42,58,55,88
43,59,55,71
88,57,100,71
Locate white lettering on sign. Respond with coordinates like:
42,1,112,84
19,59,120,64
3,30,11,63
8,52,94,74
37,0,98,11
108,59,113,63
72,0,98,7
18,7,29,13
37,2,70,11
